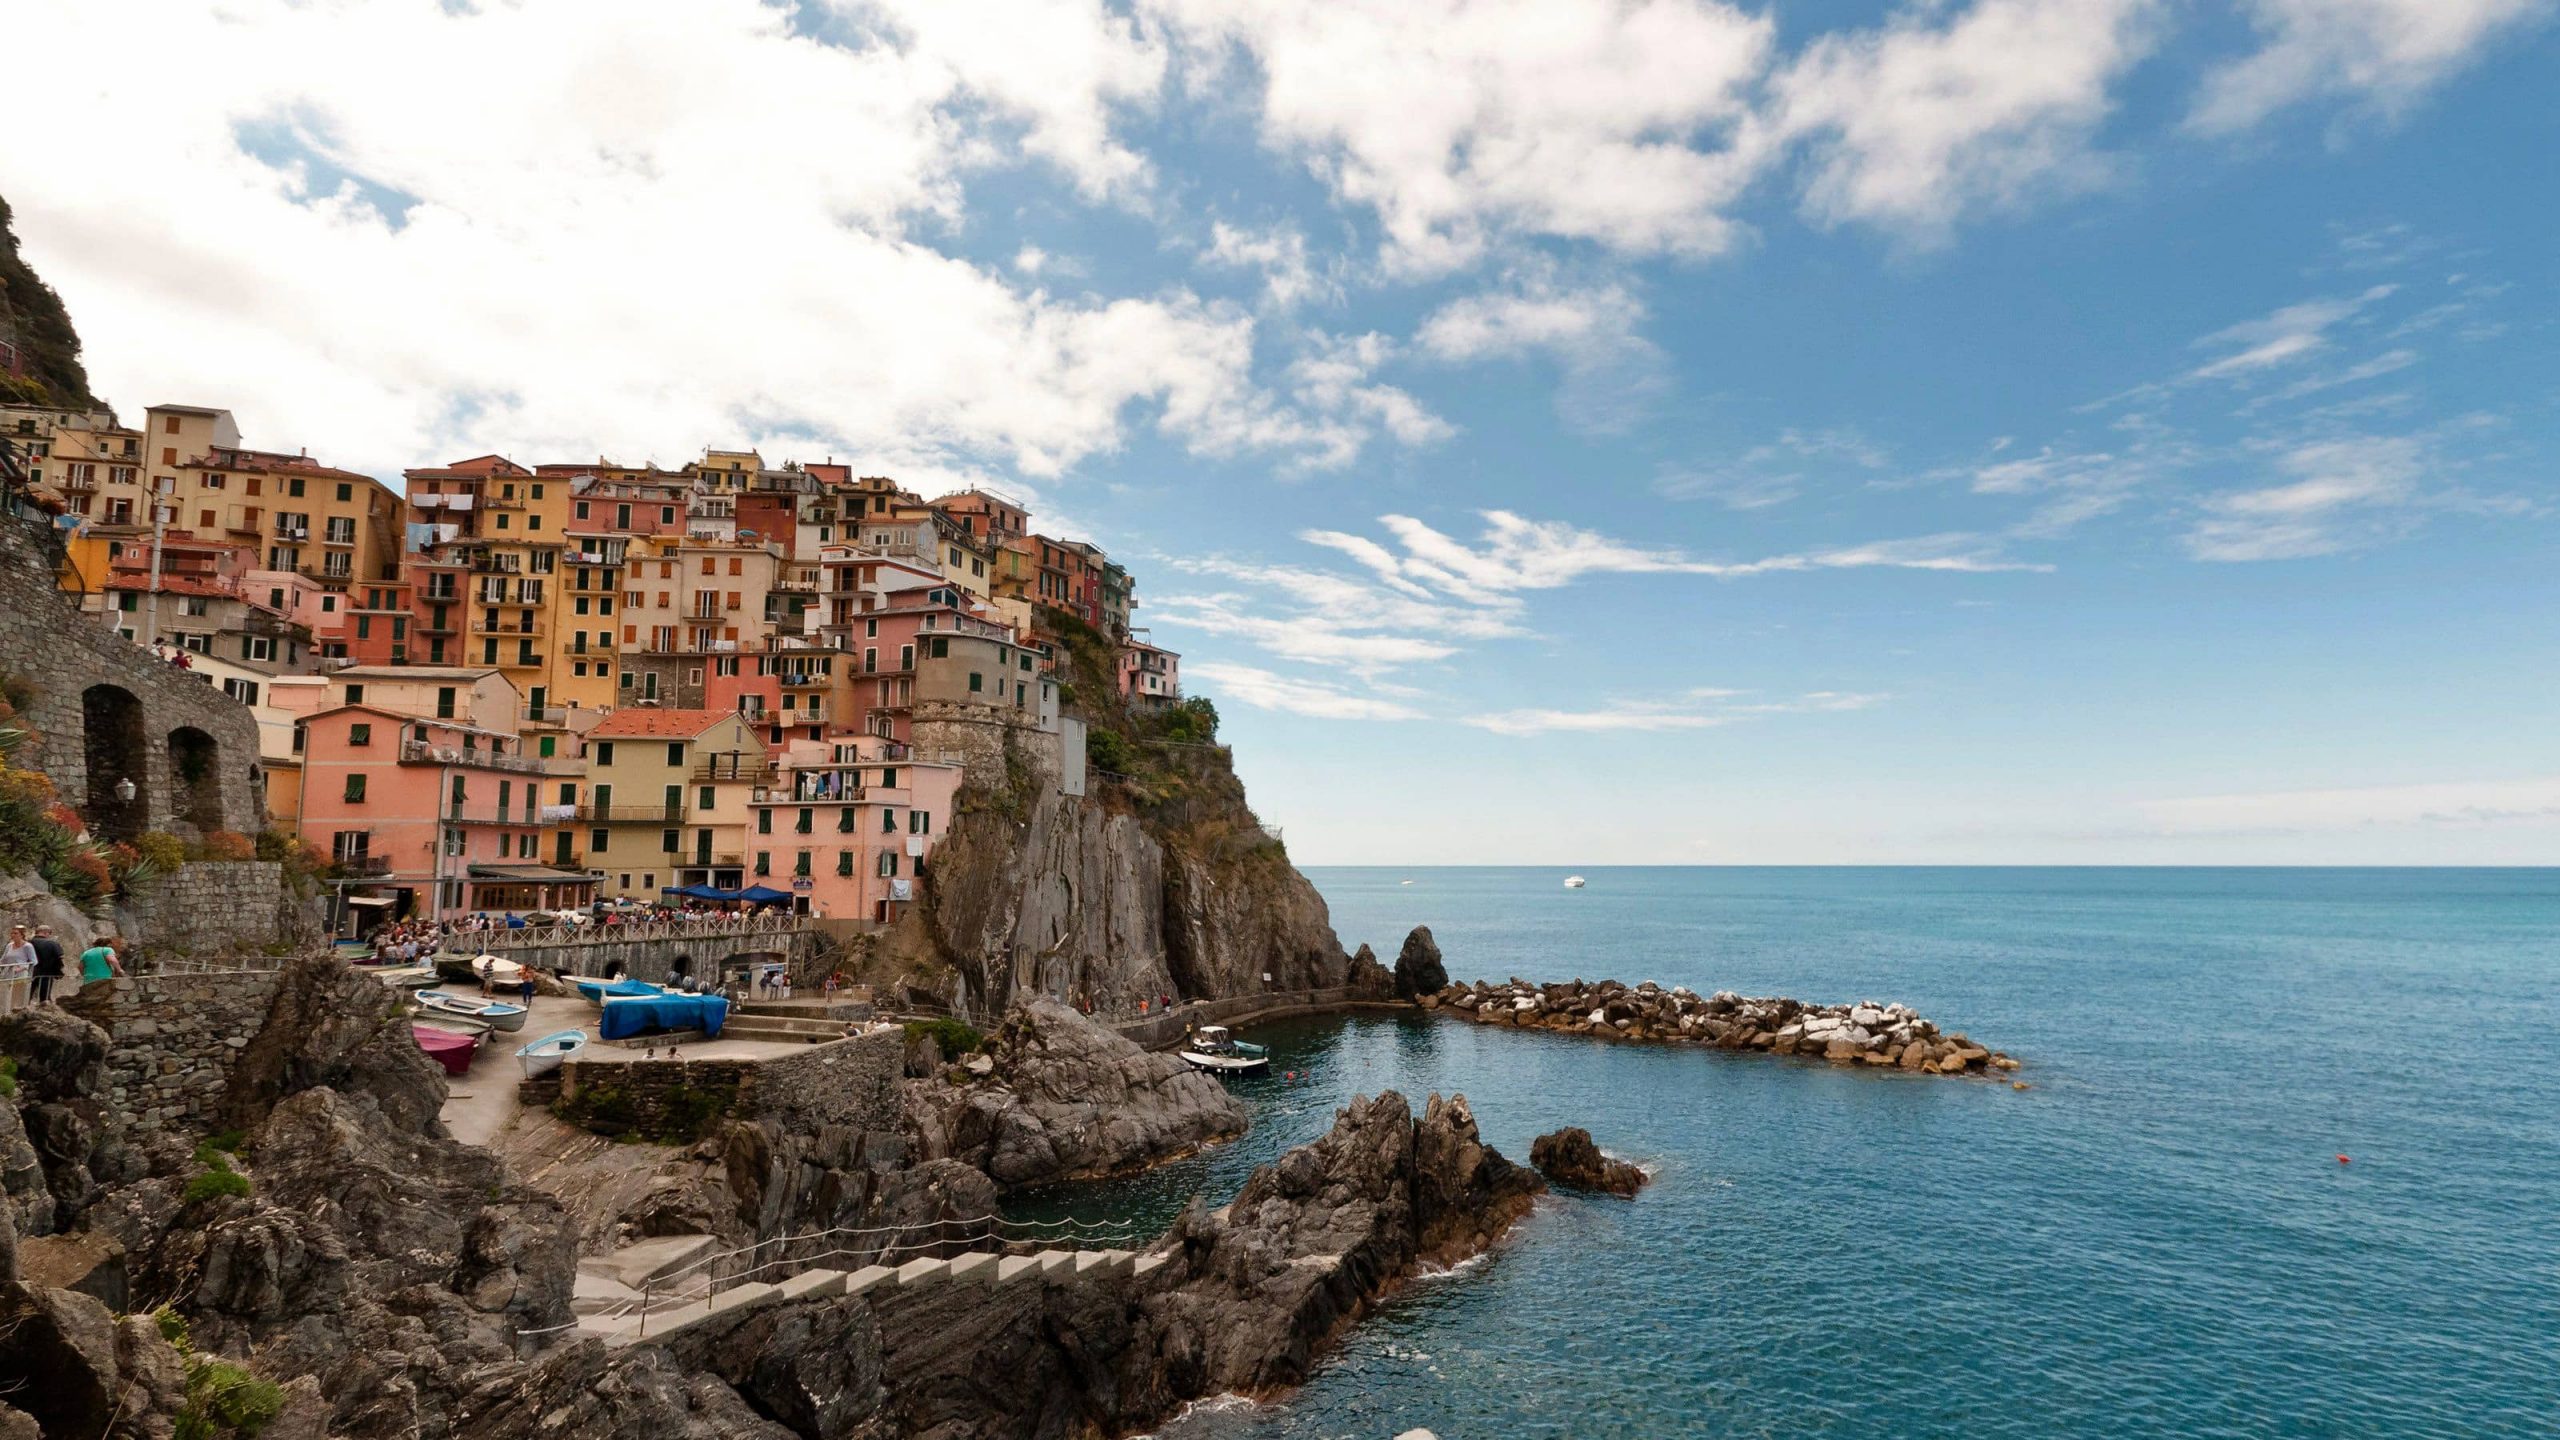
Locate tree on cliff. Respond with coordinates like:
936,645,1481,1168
0,194,95,408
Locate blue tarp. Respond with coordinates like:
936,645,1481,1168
662,883,741,900
598,992,730,1041
737,885,794,903
573,977,664,1003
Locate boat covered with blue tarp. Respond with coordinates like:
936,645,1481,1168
598,992,730,1041
574,977,664,1003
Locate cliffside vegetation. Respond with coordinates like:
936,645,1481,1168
0,193,94,408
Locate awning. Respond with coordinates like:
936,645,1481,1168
737,885,794,903
344,896,397,907
663,883,742,900
466,864,596,883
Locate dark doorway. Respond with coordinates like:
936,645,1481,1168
168,726,223,833
81,684,147,840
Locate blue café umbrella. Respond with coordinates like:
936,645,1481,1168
735,885,794,904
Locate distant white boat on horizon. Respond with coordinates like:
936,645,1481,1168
1564,875,1587,889
1400,878,1416,886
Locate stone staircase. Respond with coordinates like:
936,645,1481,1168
714,1011,853,1045
576,1246,1167,1347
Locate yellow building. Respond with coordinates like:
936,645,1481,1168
175,447,404,591
578,708,768,900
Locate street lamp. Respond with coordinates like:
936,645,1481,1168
114,777,136,803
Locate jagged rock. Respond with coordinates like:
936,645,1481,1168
1530,1128,1648,1197
222,953,449,1135
0,1003,109,1101
16,1229,127,1308
449,1338,797,1439
905,998,1246,1187
0,1098,52,1239
0,1280,191,1439
1346,942,1395,998
1394,926,1448,999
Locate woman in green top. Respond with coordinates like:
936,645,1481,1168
79,937,124,987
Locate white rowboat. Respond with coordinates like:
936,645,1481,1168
515,1030,587,1078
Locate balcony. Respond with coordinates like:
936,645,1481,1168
690,758,774,783
580,803,691,824
778,670,828,688
521,704,569,726
469,555,521,574
399,739,558,776
337,854,392,876
418,616,458,635
443,809,539,826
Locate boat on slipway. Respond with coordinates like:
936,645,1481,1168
416,989,530,1033
1180,1025,1270,1076
515,1030,587,1078
372,963,440,990
573,976,663,1004
412,1022,480,1076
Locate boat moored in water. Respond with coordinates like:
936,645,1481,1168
1180,1025,1271,1076
1564,875,1587,889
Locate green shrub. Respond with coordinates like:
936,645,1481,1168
184,1168,251,1205
175,1355,283,1440
1086,726,1136,777
136,830,189,872
903,1017,984,1056
0,1057,16,1098
153,1304,190,1347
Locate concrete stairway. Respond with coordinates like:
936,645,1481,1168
715,1012,852,1044
578,1248,1168,1348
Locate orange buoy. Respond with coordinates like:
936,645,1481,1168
2336,1154,2351,1164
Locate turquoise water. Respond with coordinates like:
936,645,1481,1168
1011,868,2560,1438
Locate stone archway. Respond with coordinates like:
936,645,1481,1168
167,725,223,834
82,683,148,840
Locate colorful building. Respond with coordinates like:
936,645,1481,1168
578,708,769,901
744,736,960,922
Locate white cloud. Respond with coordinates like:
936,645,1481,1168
2184,434,2424,560
1415,273,1665,432
1202,221,1327,309
1464,688,1886,736
1658,428,1891,509
1774,0,2160,236
2187,285,2397,381
1151,0,1773,273
0,0,1421,485
2138,774,2560,834
1188,662,1425,721
2190,0,2551,134
1280,331,1454,467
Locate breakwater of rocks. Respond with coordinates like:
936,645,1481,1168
1423,978,2018,1076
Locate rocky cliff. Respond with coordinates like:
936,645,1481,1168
888,673,1356,1018
0,193,93,407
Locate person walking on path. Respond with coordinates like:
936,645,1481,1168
1,925,33,1013
28,926,64,1005
79,932,124,994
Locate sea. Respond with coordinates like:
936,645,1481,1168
1004,867,2560,1439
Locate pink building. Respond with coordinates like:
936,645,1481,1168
1117,634,1180,708
743,737,961,923
817,548,1017,742
295,703,591,923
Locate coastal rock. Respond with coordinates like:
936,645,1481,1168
1394,926,1449,999
903,997,1247,1188
0,1279,194,1440
1430,978,2013,1075
1529,1127,1648,1197
221,952,450,1136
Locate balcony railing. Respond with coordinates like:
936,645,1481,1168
337,854,392,876
581,803,691,824
521,704,569,726
399,740,558,776
691,759,775,783
778,671,828,687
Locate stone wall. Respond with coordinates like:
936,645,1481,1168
0,513,265,840
474,926,825,985
912,702,1063,797
114,861,288,958
61,970,283,1133
552,1028,902,1140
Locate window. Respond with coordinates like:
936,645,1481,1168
837,850,854,876
698,786,714,809
865,618,878,638
575,502,589,520
864,648,877,673
593,742,614,765
968,672,982,693
663,829,680,854
931,637,948,659
796,807,813,834
344,773,368,802
880,767,897,788
666,743,684,766
591,829,609,852
910,809,930,834
757,810,773,834
754,851,770,876
336,483,352,502
435,686,456,719
344,683,365,704
877,850,899,877
348,722,372,747
882,807,898,834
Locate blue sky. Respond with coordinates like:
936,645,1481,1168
8,0,2556,863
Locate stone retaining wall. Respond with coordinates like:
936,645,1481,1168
1109,986,1409,1051
115,861,287,958
553,1027,902,1140
476,927,824,985
61,971,283,1133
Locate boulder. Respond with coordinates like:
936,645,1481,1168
15,1230,125,1310
904,998,1247,1188
1528,1127,1647,1197
220,953,448,1136
1393,926,1449,999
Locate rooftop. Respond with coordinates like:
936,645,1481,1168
588,707,742,739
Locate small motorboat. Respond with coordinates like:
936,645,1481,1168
373,964,440,989
1563,875,1587,889
573,976,663,1004
473,954,527,988
1179,1025,1270,1076
412,1022,480,1076
515,1030,587,1078
416,990,530,1033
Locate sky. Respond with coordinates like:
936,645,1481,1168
7,0,2557,865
